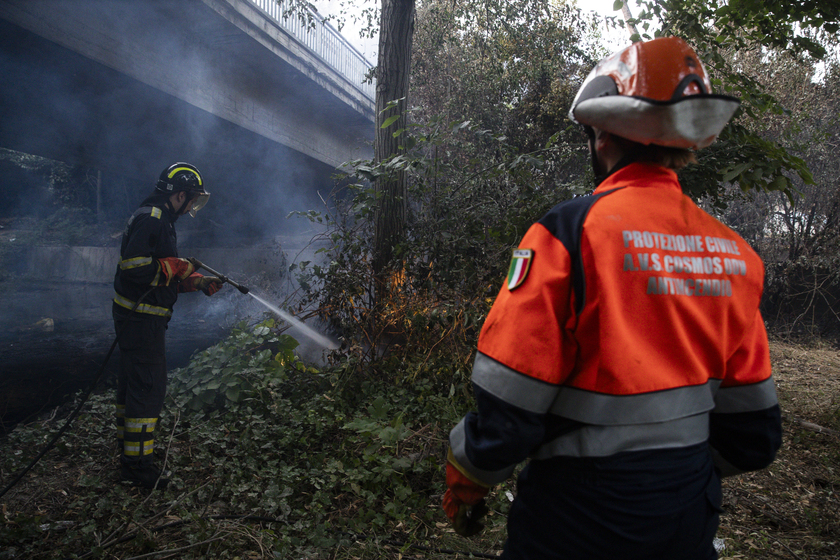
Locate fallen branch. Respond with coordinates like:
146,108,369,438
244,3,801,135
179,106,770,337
782,411,840,438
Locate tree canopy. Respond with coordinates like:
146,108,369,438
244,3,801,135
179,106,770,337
293,0,840,348
630,0,839,199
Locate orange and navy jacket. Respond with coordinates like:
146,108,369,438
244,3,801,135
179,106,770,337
449,162,782,485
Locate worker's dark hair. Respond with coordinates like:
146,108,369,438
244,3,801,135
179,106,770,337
613,135,697,171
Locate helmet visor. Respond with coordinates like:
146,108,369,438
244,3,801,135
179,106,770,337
188,193,210,218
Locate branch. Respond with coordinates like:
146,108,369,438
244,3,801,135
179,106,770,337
620,1,640,39
782,411,840,438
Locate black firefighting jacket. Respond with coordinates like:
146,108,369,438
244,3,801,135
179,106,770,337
113,194,181,318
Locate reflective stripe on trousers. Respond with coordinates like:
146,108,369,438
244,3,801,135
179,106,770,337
123,417,157,457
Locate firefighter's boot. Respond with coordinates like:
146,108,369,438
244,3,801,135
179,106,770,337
120,417,170,489
120,461,171,489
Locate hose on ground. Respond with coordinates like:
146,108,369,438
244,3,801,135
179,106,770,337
0,287,155,500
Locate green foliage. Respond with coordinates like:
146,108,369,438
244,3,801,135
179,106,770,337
167,319,301,413
160,321,486,556
0,319,497,558
412,0,602,158
702,0,837,57
153,312,500,555
630,0,832,202
293,113,579,362
632,0,839,58
291,0,598,361
685,29,840,338
679,123,812,203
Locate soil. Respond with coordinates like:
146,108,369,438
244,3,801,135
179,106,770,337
0,338,838,559
0,319,229,431
0,287,232,431
716,339,840,559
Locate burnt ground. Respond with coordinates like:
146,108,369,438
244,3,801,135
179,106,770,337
0,318,229,431
0,280,234,431
0,321,121,428
0,281,326,431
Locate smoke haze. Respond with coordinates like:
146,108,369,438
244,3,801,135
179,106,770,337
0,0,370,425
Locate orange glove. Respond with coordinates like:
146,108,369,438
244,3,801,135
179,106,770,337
442,452,490,537
158,257,195,285
179,273,223,295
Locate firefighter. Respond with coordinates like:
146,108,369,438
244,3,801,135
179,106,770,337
443,37,782,559
113,162,223,489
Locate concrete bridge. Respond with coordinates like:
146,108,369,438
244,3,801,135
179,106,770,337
0,0,376,232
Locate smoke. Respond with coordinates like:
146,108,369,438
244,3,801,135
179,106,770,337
0,0,364,242
0,150,56,219
0,0,371,425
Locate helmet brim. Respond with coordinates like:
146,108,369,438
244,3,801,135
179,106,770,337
572,95,740,149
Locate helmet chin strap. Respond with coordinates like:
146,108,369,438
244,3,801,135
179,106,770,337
588,136,608,186
164,195,187,221
585,127,607,186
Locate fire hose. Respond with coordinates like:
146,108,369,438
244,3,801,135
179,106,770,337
0,260,252,499
0,286,155,500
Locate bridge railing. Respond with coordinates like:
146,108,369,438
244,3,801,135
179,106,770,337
249,0,375,102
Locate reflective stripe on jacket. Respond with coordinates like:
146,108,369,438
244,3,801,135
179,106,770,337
113,199,179,316
450,162,781,485
113,293,173,318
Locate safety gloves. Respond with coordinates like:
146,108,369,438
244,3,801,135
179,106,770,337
157,257,195,285
157,257,222,295
195,275,223,296
442,450,490,537
179,273,223,296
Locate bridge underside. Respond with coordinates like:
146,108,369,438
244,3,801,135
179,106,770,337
0,0,373,241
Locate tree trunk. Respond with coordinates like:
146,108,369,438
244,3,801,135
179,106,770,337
373,0,415,306
620,1,640,40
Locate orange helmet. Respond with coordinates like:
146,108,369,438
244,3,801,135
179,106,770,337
569,37,739,149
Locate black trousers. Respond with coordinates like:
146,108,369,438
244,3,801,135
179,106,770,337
113,305,168,466
501,445,721,560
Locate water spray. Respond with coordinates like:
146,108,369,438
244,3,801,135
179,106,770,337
188,258,339,350
0,259,337,499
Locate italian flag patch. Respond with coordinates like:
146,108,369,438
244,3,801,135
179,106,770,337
506,249,533,291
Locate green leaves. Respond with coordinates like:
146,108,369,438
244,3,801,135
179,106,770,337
630,0,833,203
380,114,402,129
1,296,500,559
167,319,304,414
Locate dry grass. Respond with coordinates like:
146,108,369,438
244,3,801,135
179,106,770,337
399,338,840,560
716,339,840,560
1,338,839,559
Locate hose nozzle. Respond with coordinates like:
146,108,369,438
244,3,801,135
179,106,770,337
187,258,250,294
